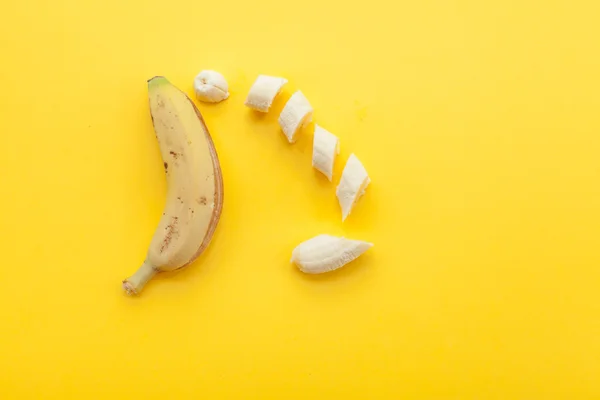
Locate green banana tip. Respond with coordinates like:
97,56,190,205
147,76,169,86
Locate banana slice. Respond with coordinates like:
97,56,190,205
312,125,339,181
291,234,373,274
245,75,288,112
278,90,313,143
336,154,370,221
193,70,229,103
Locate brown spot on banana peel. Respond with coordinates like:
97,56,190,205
160,216,179,254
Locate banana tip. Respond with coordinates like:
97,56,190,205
122,281,138,296
147,76,168,85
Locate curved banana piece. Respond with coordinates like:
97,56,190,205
123,76,224,295
336,154,370,221
278,90,313,143
312,125,339,181
245,75,288,112
194,70,229,103
291,234,373,274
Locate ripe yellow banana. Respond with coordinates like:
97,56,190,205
123,76,224,295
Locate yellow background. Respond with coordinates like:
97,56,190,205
1,0,599,398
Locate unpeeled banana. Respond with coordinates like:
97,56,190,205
122,76,224,295
291,234,373,274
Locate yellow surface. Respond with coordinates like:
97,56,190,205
1,0,599,398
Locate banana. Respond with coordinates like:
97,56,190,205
193,70,229,103
278,90,313,143
244,75,288,112
291,234,373,274
336,154,370,221
312,124,339,181
123,76,224,295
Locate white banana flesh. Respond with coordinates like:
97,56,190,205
193,70,229,103
245,75,288,112
123,76,224,295
291,234,373,274
336,154,370,221
312,125,339,181
278,90,313,143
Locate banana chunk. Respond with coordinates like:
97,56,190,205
291,234,373,274
245,75,288,112
312,125,339,181
193,70,229,103
278,90,313,143
336,154,370,221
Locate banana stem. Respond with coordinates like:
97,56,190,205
123,261,158,295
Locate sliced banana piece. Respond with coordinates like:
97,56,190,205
278,90,313,143
336,154,370,221
193,70,229,103
312,125,339,181
291,234,373,274
245,75,288,112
